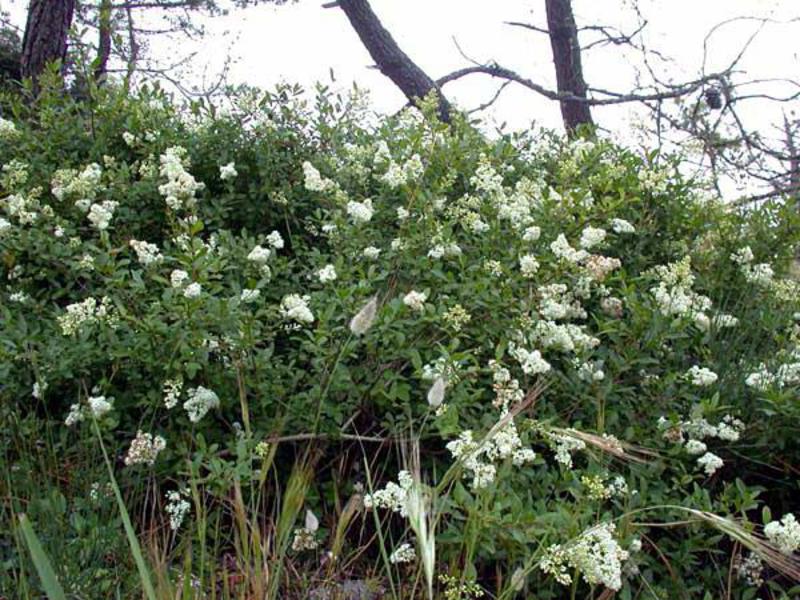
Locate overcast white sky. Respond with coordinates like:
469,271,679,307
5,0,799,192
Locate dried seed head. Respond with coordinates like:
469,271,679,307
349,295,378,335
427,377,446,408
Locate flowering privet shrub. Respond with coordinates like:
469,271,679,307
2,83,800,598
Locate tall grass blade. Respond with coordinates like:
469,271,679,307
17,513,67,600
93,420,158,600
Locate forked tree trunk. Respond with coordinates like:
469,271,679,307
336,0,451,122
545,0,594,134
21,0,76,88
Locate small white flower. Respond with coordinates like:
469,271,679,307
316,264,337,283
389,542,416,564
764,514,800,554
363,246,381,259
610,218,635,234
170,269,190,289
266,230,284,249
183,386,220,423
129,240,163,266
280,294,314,324
88,395,113,418
697,451,723,475
685,365,718,387
240,289,261,303
579,226,607,249
346,198,374,224
219,161,237,181
247,244,271,264
403,290,427,312
684,439,707,455
183,282,202,299
519,254,539,278
522,225,541,242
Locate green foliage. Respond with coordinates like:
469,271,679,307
1,79,799,599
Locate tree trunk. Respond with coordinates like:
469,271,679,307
21,0,76,88
336,0,451,122
545,0,594,134
94,0,113,83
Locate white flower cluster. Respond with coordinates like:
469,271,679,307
302,161,335,192
746,348,800,391
403,290,427,312
0,116,19,141
584,255,621,281
4,192,41,224
579,226,607,249
389,542,416,564
346,198,374,224
290,509,320,552
470,155,505,196
240,289,261,303
427,241,461,260
64,394,114,426
163,377,183,409
266,230,284,249
280,294,314,324
124,431,166,466
650,256,713,327
546,430,587,469
539,523,630,590
421,356,461,387
532,321,600,353
446,416,536,490
732,246,775,287
581,474,629,500
489,360,525,409
87,200,119,230
129,240,163,266
58,297,115,335
158,146,205,211
509,343,551,376
316,264,337,283
247,244,272,272
610,218,635,234
165,489,191,530
52,163,102,206
379,154,423,188
576,359,605,382
735,552,764,587
764,513,800,554
183,386,220,423
519,254,539,278
362,246,381,259
363,470,413,517
551,234,589,263
696,451,724,475
659,412,744,476
538,283,586,321
685,365,718,386
219,161,237,181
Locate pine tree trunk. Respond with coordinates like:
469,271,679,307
545,0,594,134
21,0,76,88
